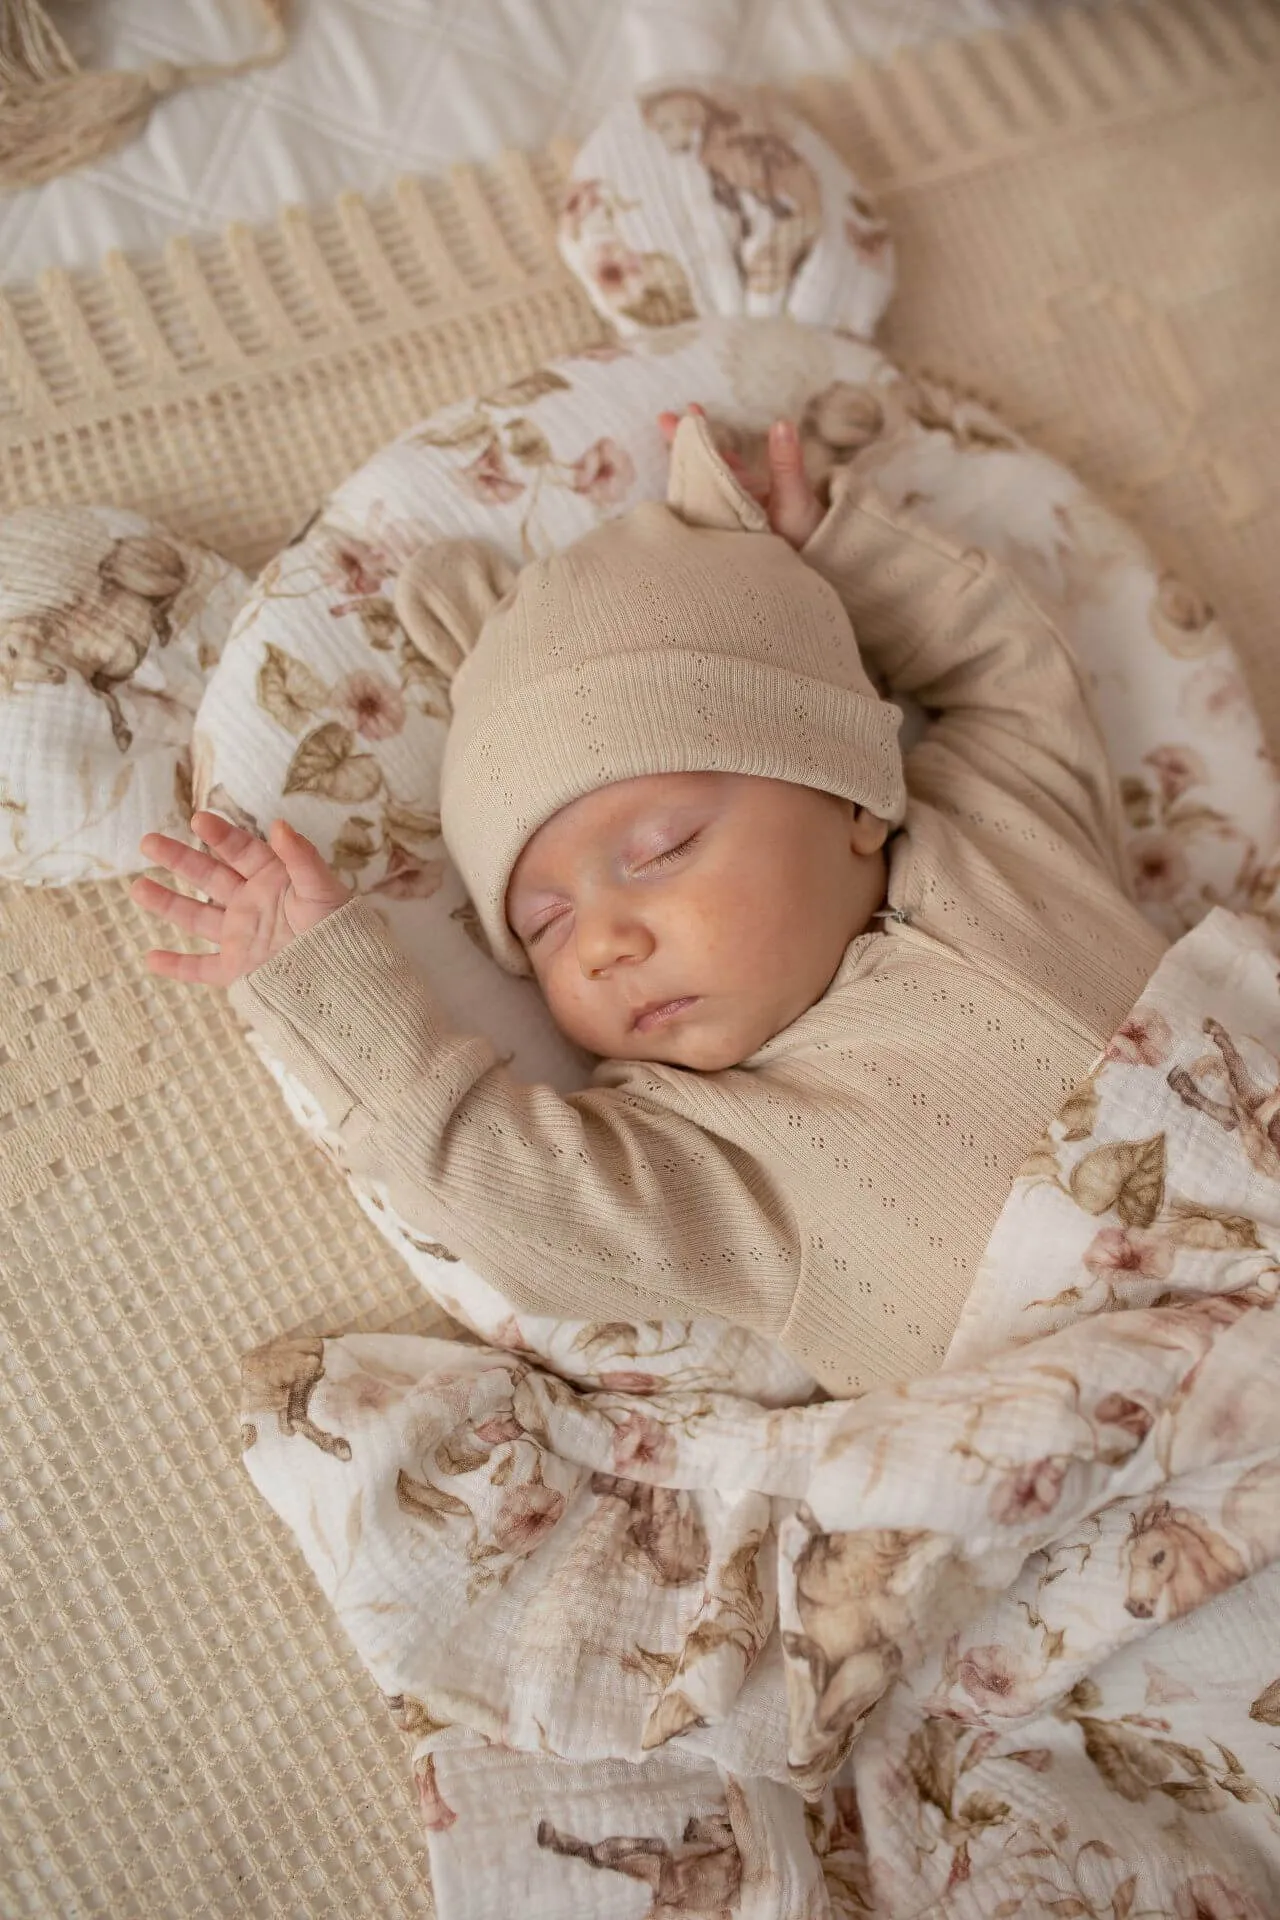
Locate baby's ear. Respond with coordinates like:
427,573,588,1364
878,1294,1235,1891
666,412,769,535
393,538,518,683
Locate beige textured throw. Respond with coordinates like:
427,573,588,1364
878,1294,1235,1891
2,1,1279,1912
0,0,289,190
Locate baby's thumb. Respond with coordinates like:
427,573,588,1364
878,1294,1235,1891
767,420,822,549
271,820,350,910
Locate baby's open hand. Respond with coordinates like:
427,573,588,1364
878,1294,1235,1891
657,403,823,551
132,812,350,986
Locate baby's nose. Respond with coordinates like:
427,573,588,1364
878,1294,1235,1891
576,909,653,979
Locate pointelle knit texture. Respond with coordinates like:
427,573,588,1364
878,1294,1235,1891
393,412,907,972
230,430,1167,1394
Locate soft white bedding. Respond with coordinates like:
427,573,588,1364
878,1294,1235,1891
2,0,1045,285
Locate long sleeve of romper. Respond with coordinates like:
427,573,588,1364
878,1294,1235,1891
802,479,1128,883
229,898,800,1331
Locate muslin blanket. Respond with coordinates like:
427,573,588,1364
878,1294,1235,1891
244,904,1280,1918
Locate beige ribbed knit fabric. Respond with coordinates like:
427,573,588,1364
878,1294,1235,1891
232,436,1167,1394
4,1,1277,1906
395,414,906,970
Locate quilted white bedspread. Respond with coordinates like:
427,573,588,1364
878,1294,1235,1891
1,0,1046,285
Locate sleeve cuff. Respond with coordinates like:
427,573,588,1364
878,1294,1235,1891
228,895,453,1127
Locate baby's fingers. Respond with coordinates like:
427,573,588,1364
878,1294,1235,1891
765,419,822,549
191,810,280,880
656,402,706,447
130,874,225,942
142,946,232,987
138,831,243,906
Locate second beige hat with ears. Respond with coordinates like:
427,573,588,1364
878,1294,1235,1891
394,413,905,974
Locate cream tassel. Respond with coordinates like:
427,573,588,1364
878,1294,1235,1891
0,0,289,192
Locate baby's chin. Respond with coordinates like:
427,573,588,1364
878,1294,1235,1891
559,1006,778,1074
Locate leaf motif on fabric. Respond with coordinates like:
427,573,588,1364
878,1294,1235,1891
625,1645,682,1690
1068,1135,1165,1227
954,1792,1010,1831
434,1433,492,1477
1161,1200,1261,1250
1119,775,1155,831
1249,1676,1280,1724
503,416,552,465
399,645,452,719
619,252,697,328
569,1321,642,1359
483,369,571,408
330,814,379,872
356,597,401,650
382,799,442,845
283,722,383,802
384,1692,454,1737
396,1468,472,1527
412,411,493,449
907,1718,960,1814
256,643,331,734
1075,1718,1182,1803
1057,1082,1100,1143
640,1687,704,1751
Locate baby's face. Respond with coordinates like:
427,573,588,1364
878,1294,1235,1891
507,772,889,1071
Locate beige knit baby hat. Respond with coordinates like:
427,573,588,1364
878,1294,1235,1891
395,413,905,972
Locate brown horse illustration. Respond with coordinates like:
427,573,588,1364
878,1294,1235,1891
590,1471,710,1587
1123,1500,1246,1621
240,1334,352,1461
641,88,822,297
1168,1018,1280,1180
783,1516,933,1736
537,1811,741,1917
0,534,189,751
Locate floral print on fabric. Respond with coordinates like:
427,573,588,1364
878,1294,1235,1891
559,83,895,338
244,908,1280,1920
0,506,247,881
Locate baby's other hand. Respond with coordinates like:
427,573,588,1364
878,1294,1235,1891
131,812,350,986
657,403,823,551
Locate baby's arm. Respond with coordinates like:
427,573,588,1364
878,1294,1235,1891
803,478,1127,879
231,895,799,1331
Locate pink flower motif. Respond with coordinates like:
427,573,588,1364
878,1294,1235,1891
1144,743,1207,804
1006,1747,1053,1771
330,669,406,740
491,1314,532,1352
598,1370,662,1395
610,1406,677,1478
1174,1874,1268,1920
1179,661,1251,737
456,436,526,505
1083,1227,1174,1283
414,1754,457,1831
955,1644,1039,1717
474,1414,524,1446
492,1478,565,1555
560,177,608,239
570,436,636,508
988,1457,1067,1525
1105,1008,1174,1067
1128,831,1190,904
317,532,392,598
586,239,646,308
1094,1393,1154,1443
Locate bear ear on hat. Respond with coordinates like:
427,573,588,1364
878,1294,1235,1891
393,537,518,685
666,411,770,535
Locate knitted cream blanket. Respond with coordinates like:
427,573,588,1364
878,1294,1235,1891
2,1,1278,1912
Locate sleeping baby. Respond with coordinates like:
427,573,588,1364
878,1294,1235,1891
133,409,1165,1395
